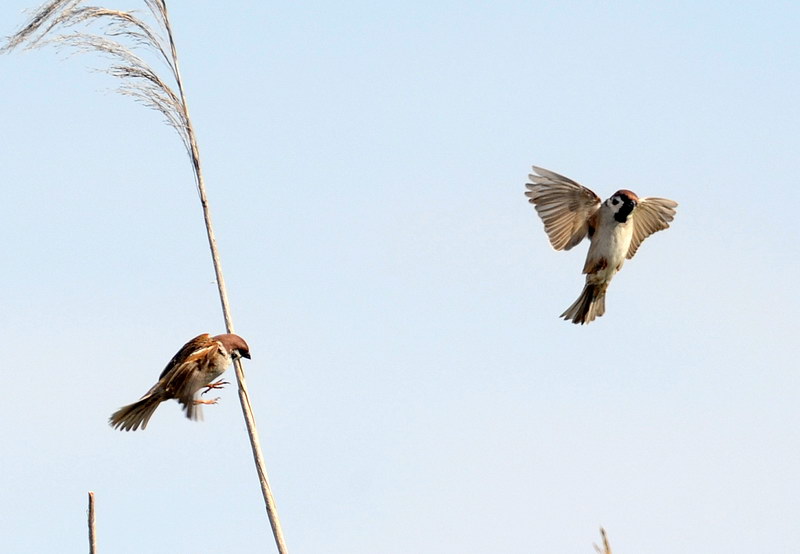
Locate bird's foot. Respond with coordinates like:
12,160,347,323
201,380,230,396
193,397,220,406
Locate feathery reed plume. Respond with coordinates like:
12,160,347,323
4,3,288,552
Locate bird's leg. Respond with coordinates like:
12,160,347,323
200,380,230,396
193,397,220,406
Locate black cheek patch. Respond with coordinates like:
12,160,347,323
614,203,635,223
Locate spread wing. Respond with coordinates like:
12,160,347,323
627,197,678,259
525,166,602,250
158,334,220,409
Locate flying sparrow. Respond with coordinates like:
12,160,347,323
109,333,251,431
525,166,677,324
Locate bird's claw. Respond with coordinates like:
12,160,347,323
201,380,230,396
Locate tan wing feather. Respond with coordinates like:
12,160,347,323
525,166,601,250
627,197,678,259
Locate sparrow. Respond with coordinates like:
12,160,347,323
525,166,677,324
109,333,251,431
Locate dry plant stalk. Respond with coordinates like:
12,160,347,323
593,527,612,554
88,491,97,554
4,3,288,553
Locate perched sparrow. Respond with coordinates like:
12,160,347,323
109,333,251,431
525,166,677,324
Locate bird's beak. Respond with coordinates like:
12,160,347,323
242,351,251,360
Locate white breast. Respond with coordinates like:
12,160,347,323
204,347,232,381
585,213,634,282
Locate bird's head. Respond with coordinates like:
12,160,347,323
607,190,638,223
216,333,252,360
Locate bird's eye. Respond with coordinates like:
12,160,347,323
611,198,619,205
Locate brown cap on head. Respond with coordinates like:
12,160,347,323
614,189,639,202
214,333,251,359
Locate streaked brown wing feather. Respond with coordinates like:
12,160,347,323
627,197,678,259
158,333,212,380
172,344,222,419
525,166,602,250
161,343,219,403
173,360,216,409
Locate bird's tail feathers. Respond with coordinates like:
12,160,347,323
561,283,606,324
109,393,164,431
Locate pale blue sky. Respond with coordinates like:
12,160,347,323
2,1,799,553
